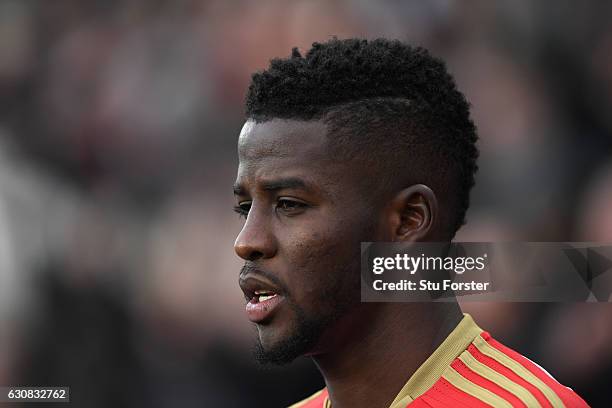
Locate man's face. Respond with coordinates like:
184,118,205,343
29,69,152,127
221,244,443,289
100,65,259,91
234,119,381,364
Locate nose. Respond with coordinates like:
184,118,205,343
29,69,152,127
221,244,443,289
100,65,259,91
234,207,277,261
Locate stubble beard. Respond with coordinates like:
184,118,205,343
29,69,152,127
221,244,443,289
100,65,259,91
252,296,339,365
252,269,359,366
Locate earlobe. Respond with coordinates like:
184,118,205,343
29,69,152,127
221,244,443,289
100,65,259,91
389,184,437,242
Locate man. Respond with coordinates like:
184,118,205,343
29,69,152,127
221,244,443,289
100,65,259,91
233,38,588,407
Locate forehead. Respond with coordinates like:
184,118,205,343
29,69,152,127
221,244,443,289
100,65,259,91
236,119,339,187
238,119,329,162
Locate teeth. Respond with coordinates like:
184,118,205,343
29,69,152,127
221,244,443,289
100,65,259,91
259,294,277,302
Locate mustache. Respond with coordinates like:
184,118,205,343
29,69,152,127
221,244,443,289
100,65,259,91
240,262,289,294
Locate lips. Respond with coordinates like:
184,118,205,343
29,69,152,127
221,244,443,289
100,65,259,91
239,273,285,323
245,293,284,323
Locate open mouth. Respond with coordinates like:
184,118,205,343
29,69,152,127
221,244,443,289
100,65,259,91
253,290,278,302
246,290,284,323
239,274,285,323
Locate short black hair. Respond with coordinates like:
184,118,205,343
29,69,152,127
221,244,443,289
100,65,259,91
245,38,478,239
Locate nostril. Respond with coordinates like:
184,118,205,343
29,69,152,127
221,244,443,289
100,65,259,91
248,250,264,261
233,226,277,260
234,241,265,261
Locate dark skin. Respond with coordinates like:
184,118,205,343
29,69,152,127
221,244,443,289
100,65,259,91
234,119,463,408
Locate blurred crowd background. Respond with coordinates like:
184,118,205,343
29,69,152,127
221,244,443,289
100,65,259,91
0,0,611,406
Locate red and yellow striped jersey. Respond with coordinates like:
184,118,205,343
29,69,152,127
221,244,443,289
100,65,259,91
289,314,589,408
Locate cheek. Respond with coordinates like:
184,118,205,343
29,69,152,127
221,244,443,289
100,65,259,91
282,224,364,306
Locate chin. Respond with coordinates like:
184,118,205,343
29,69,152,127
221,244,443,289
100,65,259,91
253,323,319,365
256,326,287,349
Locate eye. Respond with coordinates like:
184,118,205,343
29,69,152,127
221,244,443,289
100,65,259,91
233,201,251,219
276,198,307,215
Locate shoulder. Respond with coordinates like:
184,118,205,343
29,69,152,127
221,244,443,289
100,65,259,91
288,388,329,408
413,331,590,407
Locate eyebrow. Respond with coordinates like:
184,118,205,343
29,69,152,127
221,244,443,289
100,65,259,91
233,177,311,196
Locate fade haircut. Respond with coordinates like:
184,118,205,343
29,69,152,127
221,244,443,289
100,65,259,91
245,38,479,239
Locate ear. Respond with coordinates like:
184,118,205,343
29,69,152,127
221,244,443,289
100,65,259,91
387,184,438,242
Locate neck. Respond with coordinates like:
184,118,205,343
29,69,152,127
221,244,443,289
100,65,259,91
311,302,463,408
